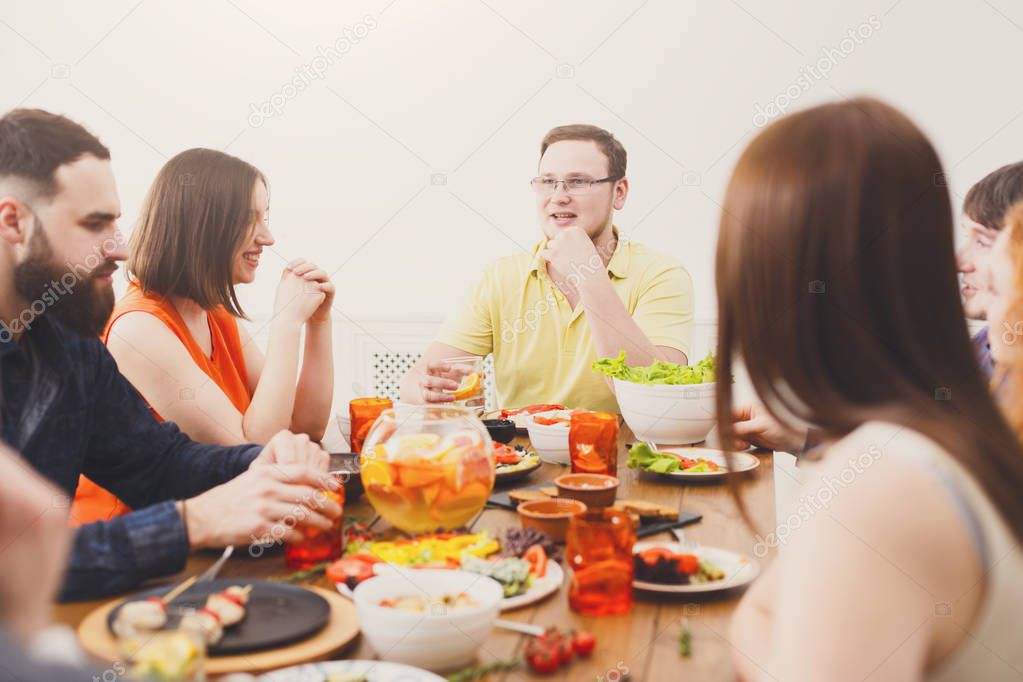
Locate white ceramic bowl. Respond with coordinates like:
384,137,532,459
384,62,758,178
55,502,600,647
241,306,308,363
352,568,503,672
525,410,571,464
613,378,716,445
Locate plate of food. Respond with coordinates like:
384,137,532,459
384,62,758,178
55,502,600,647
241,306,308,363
261,659,446,681
632,542,760,593
627,443,759,481
107,579,330,655
483,404,566,431
329,529,562,611
493,443,541,484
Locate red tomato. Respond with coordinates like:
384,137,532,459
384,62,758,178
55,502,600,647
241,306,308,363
326,557,376,588
533,416,569,426
493,444,521,464
526,645,561,674
675,554,700,575
525,404,565,414
556,638,573,666
523,544,547,578
571,630,596,656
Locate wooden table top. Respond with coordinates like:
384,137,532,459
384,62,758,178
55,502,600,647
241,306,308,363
54,432,776,681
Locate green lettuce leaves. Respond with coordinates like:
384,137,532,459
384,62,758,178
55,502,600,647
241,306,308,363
626,442,682,473
591,351,717,385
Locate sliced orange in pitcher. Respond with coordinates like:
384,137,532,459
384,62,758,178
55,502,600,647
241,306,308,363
429,480,490,524
394,458,445,488
447,372,482,400
361,451,396,488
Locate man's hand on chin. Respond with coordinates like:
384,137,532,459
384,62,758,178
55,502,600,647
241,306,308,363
540,226,602,282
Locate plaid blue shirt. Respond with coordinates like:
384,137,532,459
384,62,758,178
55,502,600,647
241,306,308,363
0,317,259,601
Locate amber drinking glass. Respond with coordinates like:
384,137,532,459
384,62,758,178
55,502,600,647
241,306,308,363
349,397,393,453
569,411,619,476
283,473,346,570
566,508,635,616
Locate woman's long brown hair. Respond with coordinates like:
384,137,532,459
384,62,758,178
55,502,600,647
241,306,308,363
715,97,1023,543
128,148,266,318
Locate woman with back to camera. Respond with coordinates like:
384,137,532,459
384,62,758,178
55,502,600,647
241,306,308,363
70,148,334,525
720,98,1023,680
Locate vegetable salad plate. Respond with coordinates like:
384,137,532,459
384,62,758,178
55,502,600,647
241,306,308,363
493,444,541,484
630,443,760,481
632,542,760,594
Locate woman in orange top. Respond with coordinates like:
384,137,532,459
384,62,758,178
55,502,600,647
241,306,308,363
70,149,334,525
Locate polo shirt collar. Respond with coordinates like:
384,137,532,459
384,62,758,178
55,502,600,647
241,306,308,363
529,226,630,279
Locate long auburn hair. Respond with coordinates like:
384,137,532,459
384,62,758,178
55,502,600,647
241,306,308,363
715,97,1023,542
128,148,266,318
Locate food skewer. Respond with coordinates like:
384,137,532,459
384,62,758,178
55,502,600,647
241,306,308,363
113,575,199,633
179,584,254,646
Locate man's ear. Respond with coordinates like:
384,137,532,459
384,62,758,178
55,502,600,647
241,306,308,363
613,177,629,211
0,198,30,247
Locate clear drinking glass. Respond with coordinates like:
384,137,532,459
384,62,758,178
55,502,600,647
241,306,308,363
442,356,485,413
116,619,206,682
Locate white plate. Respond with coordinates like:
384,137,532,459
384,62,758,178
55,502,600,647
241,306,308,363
632,542,760,593
334,561,563,612
649,447,760,480
500,559,563,611
261,659,445,681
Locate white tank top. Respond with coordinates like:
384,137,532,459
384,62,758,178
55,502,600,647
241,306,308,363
852,422,1023,680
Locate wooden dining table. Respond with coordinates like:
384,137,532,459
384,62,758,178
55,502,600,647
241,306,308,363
54,428,776,681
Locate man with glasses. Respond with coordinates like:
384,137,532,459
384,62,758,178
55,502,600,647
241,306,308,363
400,124,694,412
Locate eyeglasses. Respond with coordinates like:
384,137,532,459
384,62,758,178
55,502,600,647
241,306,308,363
530,176,617,196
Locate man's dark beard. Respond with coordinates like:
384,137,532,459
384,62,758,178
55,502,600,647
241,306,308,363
12,225,116,337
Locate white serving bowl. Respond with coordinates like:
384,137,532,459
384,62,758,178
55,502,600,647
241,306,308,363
525,410,571,464
352,568,503,672
613,378,716,445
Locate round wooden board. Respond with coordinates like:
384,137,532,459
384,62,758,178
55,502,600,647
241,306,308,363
77,586,359,675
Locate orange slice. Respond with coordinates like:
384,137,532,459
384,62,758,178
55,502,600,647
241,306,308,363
360,457,395,488
447,372,482,400
394,459,445,488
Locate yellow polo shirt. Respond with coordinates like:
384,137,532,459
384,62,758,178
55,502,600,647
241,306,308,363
436,233,694,413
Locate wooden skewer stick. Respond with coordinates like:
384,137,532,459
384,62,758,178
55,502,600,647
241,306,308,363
160,575,198,605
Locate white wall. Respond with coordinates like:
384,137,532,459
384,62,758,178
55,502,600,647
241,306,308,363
3,0,1020,412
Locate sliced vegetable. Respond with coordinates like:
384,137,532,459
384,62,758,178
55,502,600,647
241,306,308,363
325,556,377,589
523,544,547,578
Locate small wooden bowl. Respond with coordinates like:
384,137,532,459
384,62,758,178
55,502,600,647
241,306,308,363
554,474,619,508
517,498,587,542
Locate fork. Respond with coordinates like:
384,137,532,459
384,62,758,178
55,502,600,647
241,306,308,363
672,527,701,552
197,545,235,583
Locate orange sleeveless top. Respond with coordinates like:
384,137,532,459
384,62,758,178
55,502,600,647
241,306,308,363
68,283,253,526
